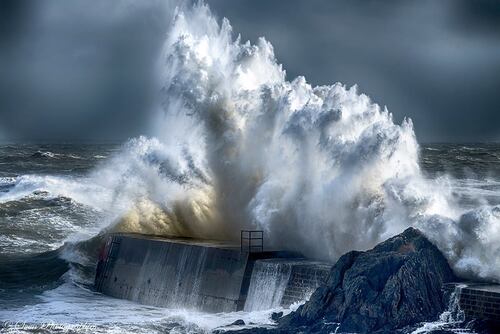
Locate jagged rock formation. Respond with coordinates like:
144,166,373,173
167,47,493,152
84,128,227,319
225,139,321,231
228,227,457,334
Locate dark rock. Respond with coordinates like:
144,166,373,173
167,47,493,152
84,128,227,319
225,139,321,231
164,322,181,330
223,322,340,334
271,311,283,322
279,227,457,333
31,151,43,158
222,329,276,334
212,319,247,334
230,319,246,326
469,318,500,334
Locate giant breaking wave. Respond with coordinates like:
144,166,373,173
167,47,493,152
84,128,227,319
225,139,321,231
5,2,500,282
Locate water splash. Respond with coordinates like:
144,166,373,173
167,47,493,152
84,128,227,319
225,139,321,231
2,1,500,283
411,284,476,334
244,260,292,311
119,1,499,281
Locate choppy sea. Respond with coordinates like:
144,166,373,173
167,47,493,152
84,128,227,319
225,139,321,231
0,143,499,333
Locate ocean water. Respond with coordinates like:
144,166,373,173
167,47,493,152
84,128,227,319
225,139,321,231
0,144,281,333
0,143,498,333
1,2,500,333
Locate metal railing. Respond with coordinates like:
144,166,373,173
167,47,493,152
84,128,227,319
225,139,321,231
240,230,263,253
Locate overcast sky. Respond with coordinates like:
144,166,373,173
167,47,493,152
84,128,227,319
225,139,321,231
0,0,499,143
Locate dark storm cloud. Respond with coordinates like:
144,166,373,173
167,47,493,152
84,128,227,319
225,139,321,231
0,0,499,142
0,0,172,141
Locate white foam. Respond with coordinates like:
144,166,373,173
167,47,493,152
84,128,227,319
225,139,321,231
79,1,498,281
0,280,283,334
2,1,500,282
411,284,475,334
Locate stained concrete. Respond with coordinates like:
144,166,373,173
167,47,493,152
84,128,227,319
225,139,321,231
95,233,249,312
95,233,332,313
243,258,331,311
457,284,500,322
281,260,330,307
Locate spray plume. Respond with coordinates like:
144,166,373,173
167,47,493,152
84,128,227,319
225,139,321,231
59,2,500,281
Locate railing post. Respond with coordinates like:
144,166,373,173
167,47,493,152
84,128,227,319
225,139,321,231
240,230,263,253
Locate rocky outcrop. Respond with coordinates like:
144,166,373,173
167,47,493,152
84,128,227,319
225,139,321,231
280,227,456,333
227,227,457,334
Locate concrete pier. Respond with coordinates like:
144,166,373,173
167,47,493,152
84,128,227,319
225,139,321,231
242,258,330,311
280,260,331,307
458,284,500,322
95,233,331,312
444,283,500,327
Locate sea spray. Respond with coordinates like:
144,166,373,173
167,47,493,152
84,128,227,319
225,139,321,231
1,1,499,282
128,2,500,281
124,2,425,254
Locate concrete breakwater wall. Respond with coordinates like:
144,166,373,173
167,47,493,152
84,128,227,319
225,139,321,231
244,259,331,311
280,260,331,307
94,233,331,313
444,283,500,328
457,284,500,323
95,234,248,312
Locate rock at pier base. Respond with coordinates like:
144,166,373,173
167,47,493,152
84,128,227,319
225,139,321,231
227,227,457,334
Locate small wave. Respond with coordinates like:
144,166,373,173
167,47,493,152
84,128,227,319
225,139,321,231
0,174,112,211
32,151,58,159
0,249,69,289
0,232,104,292
0,177,16,185
0,177,16,193
423,147,440,152
31,151,84,160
